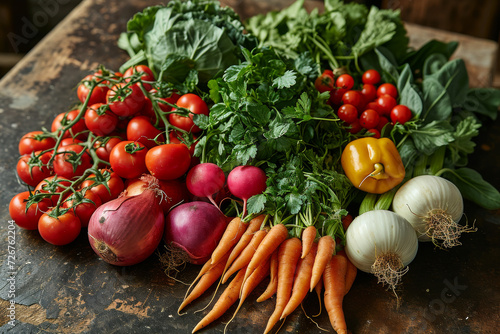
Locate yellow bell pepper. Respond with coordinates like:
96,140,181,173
341,137,405,194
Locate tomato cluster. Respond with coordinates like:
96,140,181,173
315,69,413,138
10,65,209,246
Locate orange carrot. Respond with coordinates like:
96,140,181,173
301,225,317,259
280,242,317,319
242,223,289,287
178,251,231,314
191,267,247,333
323,254,348,334
309,235,335,292
222,229,268,284
223,214,266,272
256,249,279,302
263,237,302,334
337,250,357,295
210,217,247,265
312,276,323,317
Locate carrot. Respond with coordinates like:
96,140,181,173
256,249,279,302
309,235,335,292
178,251,231,314
301,225,317,259
222,229,268,284
312,276,323,317
323,254,348,334
337,250,357,295
223,214,266,273
242,223,289,288
263,237,302,334
191,267,247,333
280,242,317,319
210,217,247,265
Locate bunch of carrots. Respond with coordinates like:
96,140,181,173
177,214,357,334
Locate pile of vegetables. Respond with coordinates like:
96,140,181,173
8,0,500,333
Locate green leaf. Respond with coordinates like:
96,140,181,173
374,47,400,83
410,120,454,155
464,88,500,120
247,194,267,214
447,115,481,166
397,64,423,118
443,168,500,210
422,77,452,122
403,40,458,74
425,58,469,107
272,70,297,89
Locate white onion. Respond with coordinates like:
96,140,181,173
345,210,418,291
392,175,473,248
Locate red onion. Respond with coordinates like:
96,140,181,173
164,201,228,265
88,187,165,266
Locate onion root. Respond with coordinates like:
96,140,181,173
371,252,408,295
424,209,476,248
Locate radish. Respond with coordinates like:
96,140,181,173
186,163,225,207
227,165,267,217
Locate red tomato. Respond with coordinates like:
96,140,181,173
361,84,377,102
336,74,355,90
35,176,71,206
62,189,102,228
365,101,383,114
376,116,390,131
81,169,124,203
53,144,92,179
139,91,180,123
377,83,398,99
77,74,109,106
322,69,334,78
168,93,209,133
376,94,398,116
60,138,83,146
329,88,347,106
94,137,122,163
362,69,381,85
367,128,381,138
359,109,380,129
123,65,155,91
18,131,56,156
84,103,118,136
16,151,53,187
337,104,358,124
9,191,51,230
51,110,88,139
109,141,148,179
145,144,191,180
390,105,413,125
341,90,364,110
127,116,165,149
169,131,197,156
38,210,81,245
348,119,363,134
106,82,145,117
314,73,335,93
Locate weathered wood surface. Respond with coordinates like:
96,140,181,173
0,1,499,333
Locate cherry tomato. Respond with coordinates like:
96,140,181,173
84,103,118,136
51,110,88,139
362,69,381,85
367,128,381,138
94,137,122,163
335,74,355,90
35,176,71,206
16,150,53,187
9,191,51,230
365,101,383,114
53,144,92,179
77,74,109,106
168,93,209,133
377,83,398,99
359,109,380,129
60,138,83,146
139,90,181,123
390,104,413,125
38,210,81,245
81,169,124,203
347,119,363,134
314,73,335,93
106,82,145,117
123,65,155,91
337,104,358,124
62,189,102,228
18,131,56,156
109,141,148,179
169,131,197,156
322,69,334,78
341,90,364,110
127,116,165,149
376,94,398,116
376,116,390,131
361,84,377,102
329,88,347,106
145,144,191,180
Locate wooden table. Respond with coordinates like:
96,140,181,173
0,1,499,333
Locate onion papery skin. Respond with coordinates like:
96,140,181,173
345,210,418,273
392,175,463,242
88,189,165,266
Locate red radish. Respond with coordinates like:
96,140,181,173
227,165,267,217
164,201,228,265
186,163,225,207
87,183,165,266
